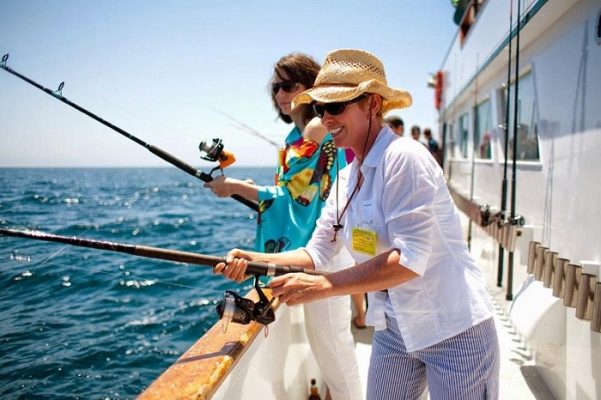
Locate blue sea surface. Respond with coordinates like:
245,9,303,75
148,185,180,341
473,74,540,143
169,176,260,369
0,167,273,399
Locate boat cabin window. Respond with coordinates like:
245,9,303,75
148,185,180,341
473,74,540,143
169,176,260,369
475,99,492,159
447,123,456,159
597,8,601,45
454,0,487,46
502,71,540,161
458,113,470,158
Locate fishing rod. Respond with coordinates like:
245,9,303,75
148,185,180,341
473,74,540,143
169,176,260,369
0,227,321,329
497,0,514,289
0,227,319,277
467,55,479,251
507,0,522,301
0,53,258,212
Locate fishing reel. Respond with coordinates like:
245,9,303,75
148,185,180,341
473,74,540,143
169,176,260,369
199,138,236,176
216,275,276,334
480,205,502,227
480,205,525,229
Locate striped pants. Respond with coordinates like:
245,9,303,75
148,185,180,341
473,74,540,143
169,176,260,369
367,317,499,400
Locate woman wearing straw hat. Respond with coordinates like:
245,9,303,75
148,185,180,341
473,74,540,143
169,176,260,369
214,49,500,399
206,53,362,400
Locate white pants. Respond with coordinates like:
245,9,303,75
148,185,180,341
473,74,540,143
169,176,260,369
304,296,363,400
303,248,363,400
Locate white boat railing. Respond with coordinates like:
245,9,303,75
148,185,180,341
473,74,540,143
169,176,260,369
138,288,322,400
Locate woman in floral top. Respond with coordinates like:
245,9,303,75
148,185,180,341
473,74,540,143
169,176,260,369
205,53,362,400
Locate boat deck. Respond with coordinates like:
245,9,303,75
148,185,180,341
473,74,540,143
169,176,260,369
487,285,557,400
350,317,373,398
350,283,557,399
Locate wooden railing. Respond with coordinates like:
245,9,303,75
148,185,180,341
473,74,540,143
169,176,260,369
526,242,601,333
447,184,521,252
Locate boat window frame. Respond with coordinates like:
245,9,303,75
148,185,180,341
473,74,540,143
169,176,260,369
497,67,541,163
474,96,493,160
458,0,490,47
596,7,601,45
458,111,471,159
446,121,457,160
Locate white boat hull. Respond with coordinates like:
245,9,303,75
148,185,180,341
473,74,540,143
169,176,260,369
438,1,601,398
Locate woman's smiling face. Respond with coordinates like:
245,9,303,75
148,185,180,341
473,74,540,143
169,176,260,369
318,94,378,152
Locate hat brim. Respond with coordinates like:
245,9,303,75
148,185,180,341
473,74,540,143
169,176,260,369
292,79,412,114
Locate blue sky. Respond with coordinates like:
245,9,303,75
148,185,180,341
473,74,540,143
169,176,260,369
0,0,456,167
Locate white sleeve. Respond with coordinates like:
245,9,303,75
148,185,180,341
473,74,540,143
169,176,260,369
382,146,438,276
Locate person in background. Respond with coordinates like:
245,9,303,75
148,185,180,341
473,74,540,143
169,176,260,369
386,116,404,136
423,127,442,166
204,53,362,400
423,127,439,153
214,49,500,400
410,124,421,141
411,124,429,150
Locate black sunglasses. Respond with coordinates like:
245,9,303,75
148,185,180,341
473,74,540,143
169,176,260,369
312,95,367,118
271,81,300,95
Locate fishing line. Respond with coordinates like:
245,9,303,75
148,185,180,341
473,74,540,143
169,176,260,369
77,87,202,142
6,179,181,289
9,230,225,294
212,107,280,148
5,170,162,273
1,228,322,277
3,227,286,330
7,225,95,279
0,54,259,211
6,227,247,303
90,266,222,295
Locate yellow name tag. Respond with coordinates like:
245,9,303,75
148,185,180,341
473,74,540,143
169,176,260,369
352,227,377,255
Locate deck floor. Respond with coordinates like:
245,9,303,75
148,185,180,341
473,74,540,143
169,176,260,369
350,285,557,399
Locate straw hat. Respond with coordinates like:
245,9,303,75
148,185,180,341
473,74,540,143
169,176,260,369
292,49,412,114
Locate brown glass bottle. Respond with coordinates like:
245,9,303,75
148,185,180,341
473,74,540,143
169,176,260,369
308,378,321,400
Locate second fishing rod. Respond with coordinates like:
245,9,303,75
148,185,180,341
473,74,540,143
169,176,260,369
0,227,323,329
0,53,258,212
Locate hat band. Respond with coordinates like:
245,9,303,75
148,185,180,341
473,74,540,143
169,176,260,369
312,83,359,89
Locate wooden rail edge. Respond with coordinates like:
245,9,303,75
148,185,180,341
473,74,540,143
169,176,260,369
447,184,520,252
526,241,601,334
447,184,484,225
138,288,279,400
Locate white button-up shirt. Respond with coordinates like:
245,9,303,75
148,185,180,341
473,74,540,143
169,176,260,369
305,126,492,352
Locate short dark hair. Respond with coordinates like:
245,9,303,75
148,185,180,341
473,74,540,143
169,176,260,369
270,53,320,125
423,128,432,137
386,116,404,128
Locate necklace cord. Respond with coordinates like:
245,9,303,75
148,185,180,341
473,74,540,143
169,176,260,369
331,97,374,242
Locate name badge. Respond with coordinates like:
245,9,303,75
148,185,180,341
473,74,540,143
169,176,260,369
352,227,377,255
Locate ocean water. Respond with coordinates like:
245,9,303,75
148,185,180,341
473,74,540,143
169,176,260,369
0,167,273,399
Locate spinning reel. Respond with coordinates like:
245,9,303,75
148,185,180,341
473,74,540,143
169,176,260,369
199,138,236,176
480,204,525,228
216,274,276,334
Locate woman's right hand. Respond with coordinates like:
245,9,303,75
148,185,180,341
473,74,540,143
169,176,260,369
213,248,254,283
203,176,260,202
204,175,235,198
